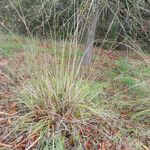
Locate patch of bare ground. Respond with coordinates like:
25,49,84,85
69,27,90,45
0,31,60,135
0,56,10,68
0,52,26,98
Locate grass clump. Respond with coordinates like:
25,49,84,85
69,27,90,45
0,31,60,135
7,52,116,149
115,58,131,74
0,32,149,149
121,76,136,87
3,50,147,149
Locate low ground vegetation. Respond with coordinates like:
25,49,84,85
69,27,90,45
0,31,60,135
0,32,150,149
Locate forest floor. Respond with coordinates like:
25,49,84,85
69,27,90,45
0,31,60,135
0,32,150,150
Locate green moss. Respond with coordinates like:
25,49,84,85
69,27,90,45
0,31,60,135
121,76,136,87
0,42,23,55
0,31,24,57
140,66,150,76
115,58,131,73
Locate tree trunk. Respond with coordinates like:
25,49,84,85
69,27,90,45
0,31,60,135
82,4,99,65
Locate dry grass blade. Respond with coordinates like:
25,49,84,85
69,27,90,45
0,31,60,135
0,142,12,148
25,136,41,150
0,111,17,116
142,144,149,150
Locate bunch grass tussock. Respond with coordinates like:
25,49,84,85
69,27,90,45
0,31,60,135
0,33,150,149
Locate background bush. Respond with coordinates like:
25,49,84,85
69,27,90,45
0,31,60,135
0,0,150,51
